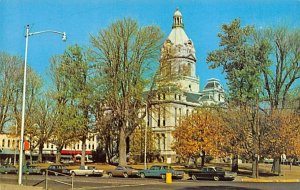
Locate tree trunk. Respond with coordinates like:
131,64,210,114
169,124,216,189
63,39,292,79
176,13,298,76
81,136,86,166
56,146,63,164
38,144,44,163
29,148,33,165
252,155,259,178
271,157,281,175
118,127,127,166
200,151,206,167
231,154,239,172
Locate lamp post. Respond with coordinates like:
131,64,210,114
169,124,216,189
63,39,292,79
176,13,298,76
18,25,66,185
144,103,148,169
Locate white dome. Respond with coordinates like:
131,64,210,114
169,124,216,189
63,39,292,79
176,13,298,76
174,9,182,17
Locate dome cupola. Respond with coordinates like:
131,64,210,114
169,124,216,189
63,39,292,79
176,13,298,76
173,8,184,28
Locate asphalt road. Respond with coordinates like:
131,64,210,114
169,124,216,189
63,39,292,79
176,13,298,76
0,174,299,190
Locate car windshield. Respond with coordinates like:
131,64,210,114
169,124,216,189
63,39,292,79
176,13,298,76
125,166,133,170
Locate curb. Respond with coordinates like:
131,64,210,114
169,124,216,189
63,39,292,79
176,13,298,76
241,178,300,182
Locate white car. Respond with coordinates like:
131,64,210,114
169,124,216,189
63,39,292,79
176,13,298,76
70,166,103,177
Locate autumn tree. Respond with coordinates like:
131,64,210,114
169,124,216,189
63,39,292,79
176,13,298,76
260,110,300,174
172,107,229,167
90,18,163,165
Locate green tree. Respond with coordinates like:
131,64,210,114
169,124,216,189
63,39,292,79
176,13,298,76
90,18,163,165
58,45,93,166
50,55,82,163
207,19,267,177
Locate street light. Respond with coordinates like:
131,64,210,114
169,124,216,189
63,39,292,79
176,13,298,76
144,103,148,169
18,25,66,185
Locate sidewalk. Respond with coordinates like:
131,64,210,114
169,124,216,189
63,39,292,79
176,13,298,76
236,163,300,183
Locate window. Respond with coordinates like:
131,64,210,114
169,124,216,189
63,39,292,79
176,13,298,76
175,94,177,100
51,144,53,149
163,107,166,126
2,139,5,147
157,134,161,150
158,108,160,127
175,107,177,126
162,134,166,150
163,94,166,100
179,95,181,100
186,109,189,117
17,140,19,148
77,144,79,149
7,140,10,148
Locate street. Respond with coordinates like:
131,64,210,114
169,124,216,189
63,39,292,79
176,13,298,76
0,174,299,190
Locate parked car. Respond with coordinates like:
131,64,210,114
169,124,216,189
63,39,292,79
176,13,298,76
23,165,42,175
263,158,274,164
0,165,18,174
138,165,184,179
189,166,237,181
107,166,139,178
70,166,103,177
41,164,70,176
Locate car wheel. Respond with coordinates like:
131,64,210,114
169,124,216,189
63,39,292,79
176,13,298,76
140,173,145,178
108,172,113,177
42,171,46,175
54,172,58,176
213,176,220,181
123,172,128,178
191,175,197,181
4,171,8,174
26,171,30,175
85,174,89,177
71,172,76,176
161,174,166,179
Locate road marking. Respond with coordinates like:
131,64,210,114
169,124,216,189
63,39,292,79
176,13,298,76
74,184,148,190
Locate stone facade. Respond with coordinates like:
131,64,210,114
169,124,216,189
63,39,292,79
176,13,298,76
147,9,225,163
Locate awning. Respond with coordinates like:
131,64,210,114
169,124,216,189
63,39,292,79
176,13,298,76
0,149,19,155
61,150,92,155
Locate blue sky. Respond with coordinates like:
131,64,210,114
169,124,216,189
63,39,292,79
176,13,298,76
1,0,300,90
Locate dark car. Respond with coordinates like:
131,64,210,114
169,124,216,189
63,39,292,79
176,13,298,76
139,165,184,179
41,164,70,176
0,165,18,174
189,166,236,181
107,166,139,178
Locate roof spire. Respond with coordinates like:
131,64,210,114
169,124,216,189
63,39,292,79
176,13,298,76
172,8,184,29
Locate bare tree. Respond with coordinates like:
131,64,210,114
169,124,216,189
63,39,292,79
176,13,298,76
90,18,163,165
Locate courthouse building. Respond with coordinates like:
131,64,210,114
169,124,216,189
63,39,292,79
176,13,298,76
146,9,225,162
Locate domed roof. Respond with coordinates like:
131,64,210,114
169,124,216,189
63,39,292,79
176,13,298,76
174,9,182,17
168,8,189,45
204,78,224,91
